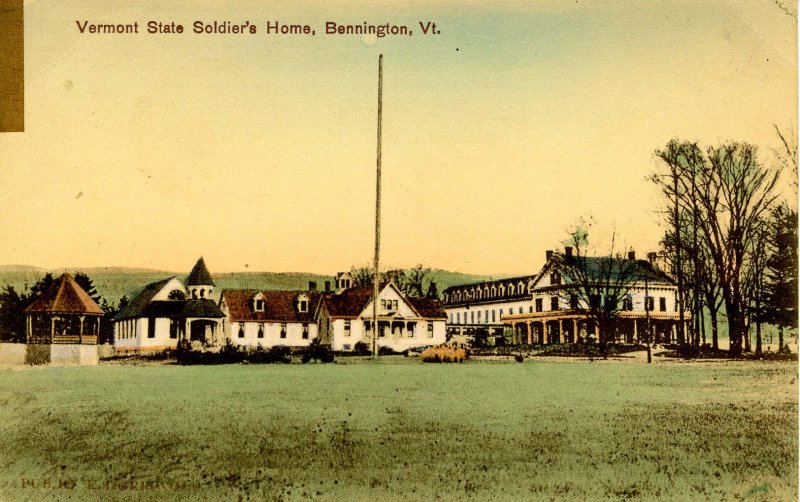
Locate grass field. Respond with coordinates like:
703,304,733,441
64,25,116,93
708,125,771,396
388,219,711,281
0,359,796,501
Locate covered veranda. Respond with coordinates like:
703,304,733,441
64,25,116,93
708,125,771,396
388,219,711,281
502,310,692,345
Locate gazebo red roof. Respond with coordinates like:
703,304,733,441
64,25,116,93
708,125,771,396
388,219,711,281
24,273,104,315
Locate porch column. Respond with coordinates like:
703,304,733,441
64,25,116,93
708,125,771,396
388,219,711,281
633,319,638,342
558,319,564,344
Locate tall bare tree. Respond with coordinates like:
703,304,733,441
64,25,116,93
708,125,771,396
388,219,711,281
556,223,639,353
653,140,781,355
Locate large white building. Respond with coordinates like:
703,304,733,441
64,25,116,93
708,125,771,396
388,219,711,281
504,248,689,345
316,279,447,352
113,258,226,353
442,275,537,339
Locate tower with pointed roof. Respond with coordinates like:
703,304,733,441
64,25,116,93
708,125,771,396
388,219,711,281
186,257,216,301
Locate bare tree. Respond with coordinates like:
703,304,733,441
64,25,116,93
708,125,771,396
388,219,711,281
556,223,639,355
653,140,781,356
405,264,431,297
349,266,374,287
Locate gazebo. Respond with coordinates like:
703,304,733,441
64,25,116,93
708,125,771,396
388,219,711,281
24,273,104,345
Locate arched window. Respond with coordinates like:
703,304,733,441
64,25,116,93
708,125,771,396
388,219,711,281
168,289,185,301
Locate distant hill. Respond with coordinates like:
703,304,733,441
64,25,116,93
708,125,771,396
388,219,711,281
0,265,498,306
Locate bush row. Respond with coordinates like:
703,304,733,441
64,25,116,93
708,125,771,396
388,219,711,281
175,340,334,365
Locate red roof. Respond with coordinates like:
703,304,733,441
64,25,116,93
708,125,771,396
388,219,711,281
24,273,104,315
221,290,319,322
320,284,446,319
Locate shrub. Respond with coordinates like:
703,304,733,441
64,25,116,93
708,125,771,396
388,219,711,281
514,354,525,363
267,345,293,364
420,345,468,363
378,345,399,356
302,339,334,364
353,341,372,356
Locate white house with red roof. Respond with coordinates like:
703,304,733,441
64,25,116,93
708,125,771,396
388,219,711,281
315,281,447,352
218,287,320,348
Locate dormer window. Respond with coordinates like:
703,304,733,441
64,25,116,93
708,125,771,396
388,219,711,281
250,293,265,312
296,293,310,313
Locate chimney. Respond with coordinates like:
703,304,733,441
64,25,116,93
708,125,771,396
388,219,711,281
627,250,636,260
564,246,573,257
647,252,657,264
545,250,553,261
324,281,331,292
308,281,317,292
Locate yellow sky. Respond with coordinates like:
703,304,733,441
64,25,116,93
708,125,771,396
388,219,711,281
0,0,796,275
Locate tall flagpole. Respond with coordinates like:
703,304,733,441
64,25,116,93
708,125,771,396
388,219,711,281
372,54,383,360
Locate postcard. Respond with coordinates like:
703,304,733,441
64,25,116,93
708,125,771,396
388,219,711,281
0,1,797,500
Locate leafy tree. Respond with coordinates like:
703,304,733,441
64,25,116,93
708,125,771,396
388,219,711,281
765,202,798,350
74,272,101,304
0,286,26,342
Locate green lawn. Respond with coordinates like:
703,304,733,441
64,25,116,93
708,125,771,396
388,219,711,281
0,359,796,501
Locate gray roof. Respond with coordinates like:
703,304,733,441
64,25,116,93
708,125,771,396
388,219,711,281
114,277,176,321
181,299,225,319
186,257,215,286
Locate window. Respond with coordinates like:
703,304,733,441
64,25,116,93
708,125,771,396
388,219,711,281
427,322,434,337
500,309,504,317
535,298,543,312
252,297,265,312
381,299,398,312
484,310,488,323
456,312,460,324
659,297,667,312
168,290,185,301
280,323,287,338
551,296,559,311
298,300,308,312
622,296,633,311
302,323,309,339
492,310,496,322
471,311,475,324
605,295,618,310
518,307,523,314
450,313,454,323
169,319,178,339
408,322,416,337
364,320,371,332
589,295,601,309
238,324,244,338
529,306,533,313
570,294,579,310
344,320,351,336
646,297,654,311
257,324,264,338
477,311,482,322
550,272,561,285
147,317,155,338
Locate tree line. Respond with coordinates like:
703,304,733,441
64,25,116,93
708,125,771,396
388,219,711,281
651,130,797,356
